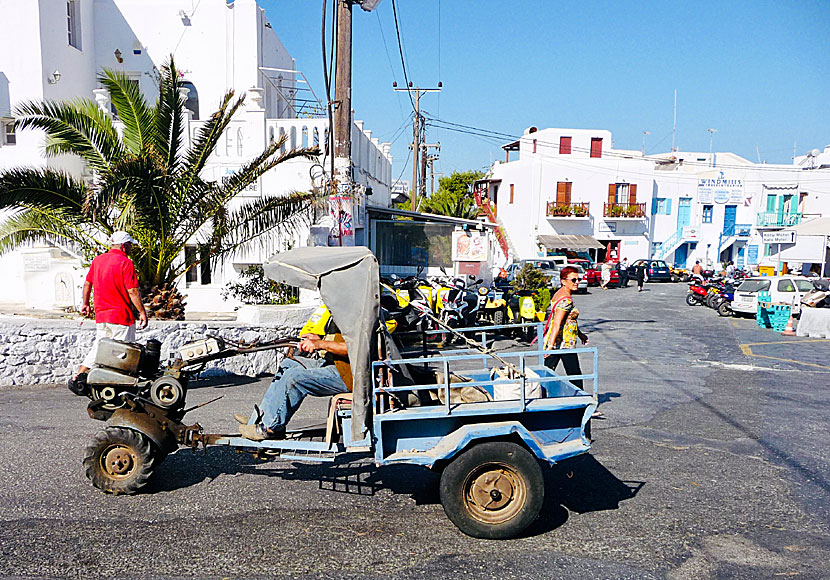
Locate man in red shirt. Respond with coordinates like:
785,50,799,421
69,231,148,393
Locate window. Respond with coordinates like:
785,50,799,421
1,122,15,146
532,139,537,153
652,198,672,215
180,81,199,120
559,136,572,154
66,0,81,50
590,137,602,158
608,183,636,204
764,243,774,257
777,279,795,292
556,182,572,205
795,280,814,292
185,245,212,285
509,184,514,204
702,204,713,223
738,280,769,293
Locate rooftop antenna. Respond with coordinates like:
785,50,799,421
671,89,677,152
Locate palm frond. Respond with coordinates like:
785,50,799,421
0,168,92,214
0,207,106,258
218,140,320,200
154,57,185,173
98,69,156,154
13,99,123,173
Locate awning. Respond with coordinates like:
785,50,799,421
786,217,830,236
538,234,604,250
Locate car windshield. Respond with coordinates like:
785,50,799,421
738,279,770,293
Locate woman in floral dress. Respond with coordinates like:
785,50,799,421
543,266,589,388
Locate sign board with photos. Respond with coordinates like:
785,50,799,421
452,230,488,262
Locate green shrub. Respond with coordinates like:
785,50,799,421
221,265,299,306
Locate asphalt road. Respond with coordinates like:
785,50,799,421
1,281,829,579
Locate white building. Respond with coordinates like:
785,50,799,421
487,127,830,274
0,0,393,312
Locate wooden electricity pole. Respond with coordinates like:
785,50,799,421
393,83,441,211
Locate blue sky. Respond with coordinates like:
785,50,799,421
263,0,830,183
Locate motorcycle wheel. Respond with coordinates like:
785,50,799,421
685,293,698,306
493,309,506,327
717,301,733,317
681,274,691,282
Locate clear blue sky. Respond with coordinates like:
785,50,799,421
263,0,830,184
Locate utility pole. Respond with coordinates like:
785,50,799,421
393,83,441,210
422,141,440,197
331,0,381,245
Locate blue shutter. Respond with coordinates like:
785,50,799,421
652,198,658,215
666,198,672,215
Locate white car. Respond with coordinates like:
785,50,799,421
731,276,815,316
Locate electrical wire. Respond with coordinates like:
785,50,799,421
321,0,335,183
391,0,415,110
375,10,407,123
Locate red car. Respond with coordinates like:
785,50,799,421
569,259,620,287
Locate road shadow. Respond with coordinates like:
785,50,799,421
147,447,642,539
598,391,621,405
523,453,644,537
186,373,269,390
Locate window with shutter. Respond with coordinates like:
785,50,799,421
559,136,572,154
556,182,571,205
510,184,514,204
608,184,616,205
590,138,603,158
629,184,637,204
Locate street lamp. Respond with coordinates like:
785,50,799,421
707,128,717,167
642,131,650,156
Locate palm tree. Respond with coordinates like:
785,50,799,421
0,57,319,319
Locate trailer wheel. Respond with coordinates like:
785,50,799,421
83,427,156,495
440,441,544,539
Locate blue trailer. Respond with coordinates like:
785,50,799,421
78,247,598,539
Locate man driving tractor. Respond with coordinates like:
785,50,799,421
236,324,351,441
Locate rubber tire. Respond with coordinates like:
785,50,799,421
493,309,506,326
717,301,733,317
680,274,691,282
439,441,544,539
83,426,156,495
685,293,698,306
705,294,718,309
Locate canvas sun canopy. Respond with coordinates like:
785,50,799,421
262,246,380,440
538,234,604,251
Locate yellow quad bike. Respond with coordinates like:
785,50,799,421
302,304,398,334
507,289,546,342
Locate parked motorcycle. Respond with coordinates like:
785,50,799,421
440,276,484,344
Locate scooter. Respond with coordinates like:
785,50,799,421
440,276,483,343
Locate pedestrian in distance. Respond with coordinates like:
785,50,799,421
68,231,148,394
600,260,611,290
618,258,630,288
692,260,703,276
635,261,647,292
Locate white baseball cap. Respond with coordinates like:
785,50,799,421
109,231,138,245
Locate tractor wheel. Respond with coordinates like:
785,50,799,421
83,427,156,495
439,441,544,539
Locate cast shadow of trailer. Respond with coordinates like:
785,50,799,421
148,448,643,538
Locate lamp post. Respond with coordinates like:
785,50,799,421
707,128,717,167
641,131,650,156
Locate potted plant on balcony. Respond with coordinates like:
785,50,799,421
572,204,588,217
609,204,625,218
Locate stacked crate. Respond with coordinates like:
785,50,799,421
755,291,791,331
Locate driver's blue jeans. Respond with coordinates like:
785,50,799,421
252,356,348,431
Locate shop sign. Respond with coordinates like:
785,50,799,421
698,171,744,204
761,231,796,244
452,230,488,262
682,226,699,240
746,245,759,265
598,222,617,233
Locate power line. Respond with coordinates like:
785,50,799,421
390,0,415,110
375,10,406,124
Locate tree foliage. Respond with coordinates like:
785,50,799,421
419,170,484,219
0,56,320,311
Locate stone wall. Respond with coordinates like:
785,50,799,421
0,306,315,387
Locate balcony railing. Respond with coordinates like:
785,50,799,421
546,201,590,218
603,202,647,218
756,212,802,227
723,223,752,237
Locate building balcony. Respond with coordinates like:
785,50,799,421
546,201,590,219
756,212,802,228
603,202,647,219
723,223,752,237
